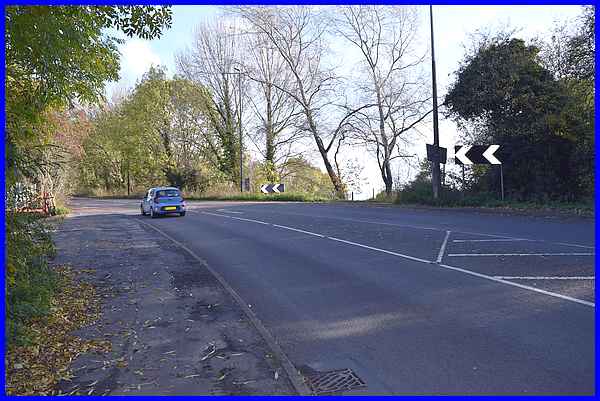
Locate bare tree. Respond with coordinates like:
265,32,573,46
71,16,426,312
234,6,368,197
241,31,305,181
176,20,244,185
337,6,431,195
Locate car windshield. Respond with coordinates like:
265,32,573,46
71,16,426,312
155,189,181,198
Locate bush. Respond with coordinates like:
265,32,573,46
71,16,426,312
6,212,58,346
395,179,593,215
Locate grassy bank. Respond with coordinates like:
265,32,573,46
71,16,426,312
389,182,594,217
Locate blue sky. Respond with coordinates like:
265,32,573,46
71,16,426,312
105,5,585,197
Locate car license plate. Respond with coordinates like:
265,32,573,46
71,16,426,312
164,206,176,211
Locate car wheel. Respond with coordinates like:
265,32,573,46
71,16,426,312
180,212,186,217
150,208,157,219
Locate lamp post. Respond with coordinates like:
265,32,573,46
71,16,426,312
429,5,441,200
234,67,243,192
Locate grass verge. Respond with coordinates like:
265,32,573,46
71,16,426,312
391,181,593,217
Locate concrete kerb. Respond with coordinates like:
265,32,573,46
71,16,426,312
137,219,312,396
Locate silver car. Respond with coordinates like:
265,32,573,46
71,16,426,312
140,187,186,218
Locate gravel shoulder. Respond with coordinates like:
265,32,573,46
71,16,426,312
50,211,295,395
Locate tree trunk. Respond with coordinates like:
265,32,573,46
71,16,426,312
307,115,345,197
382,159,393,195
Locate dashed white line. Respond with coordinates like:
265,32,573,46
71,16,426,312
217,209,243,214
203,211,232,219
452,239,533,243
272,224,325,238
448,253,594,257
555,242,595,249
327,237,432,264
198,210,595,308
436,231,451,263
494,276,595,280
228,216,270,225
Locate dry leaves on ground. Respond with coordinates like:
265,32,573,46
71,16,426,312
5,266,111,395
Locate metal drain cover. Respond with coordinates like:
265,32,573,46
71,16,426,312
305,368,366,395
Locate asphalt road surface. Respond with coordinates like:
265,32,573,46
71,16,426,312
68,198,595,395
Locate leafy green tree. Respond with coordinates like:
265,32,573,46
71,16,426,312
5,6,172,345
444,36,584,201
5,5,172,188
541,6,594,198
79,67,218,193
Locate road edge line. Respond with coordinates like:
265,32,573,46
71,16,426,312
138,219,312,395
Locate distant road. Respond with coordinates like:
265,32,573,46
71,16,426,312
69,198,595,395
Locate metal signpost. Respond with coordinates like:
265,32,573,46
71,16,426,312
429,5,442,200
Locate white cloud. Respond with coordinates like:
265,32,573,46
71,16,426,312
120,39,163,84
104,39,164,101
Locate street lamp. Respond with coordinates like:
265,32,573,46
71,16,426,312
429,5,442,200
234,67,243,193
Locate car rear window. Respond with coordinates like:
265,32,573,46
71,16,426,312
155,189,181,198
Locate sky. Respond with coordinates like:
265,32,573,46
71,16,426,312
105,5,584,199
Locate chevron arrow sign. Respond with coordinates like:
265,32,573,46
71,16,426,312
454,145,502,165
260,183,285,194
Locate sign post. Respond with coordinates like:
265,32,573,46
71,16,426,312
500,165,505,201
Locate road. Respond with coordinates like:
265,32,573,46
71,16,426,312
68,198,595,395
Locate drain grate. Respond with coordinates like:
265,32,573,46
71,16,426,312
305,368,366,395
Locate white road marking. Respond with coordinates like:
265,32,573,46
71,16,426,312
452,239,533,243
438,264,595,307
241,208,594,249
555,242,595,249
217,209,243,214
198,211,595,308
327,237,432,264
494,276,595,280
272,224,325,238
228,216,271,225
448,253,594,257
436,231,451,263
203,211,233,219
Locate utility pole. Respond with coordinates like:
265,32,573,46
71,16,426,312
429,5,441,200
234,67,243,192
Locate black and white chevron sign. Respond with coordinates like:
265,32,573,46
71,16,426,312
454,145,502,165
260,183,285,194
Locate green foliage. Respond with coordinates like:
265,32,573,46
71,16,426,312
278,156,335,197
5,5,172,347
6,6,172,186
78,67,217,193
6,212,58,346
444,10,594,202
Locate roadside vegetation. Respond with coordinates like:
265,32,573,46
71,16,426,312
5,4,172,359
5,266,109,395
380,7,594,213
